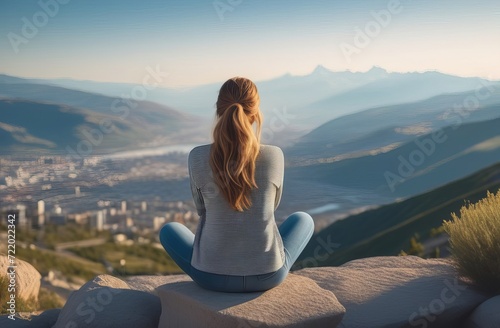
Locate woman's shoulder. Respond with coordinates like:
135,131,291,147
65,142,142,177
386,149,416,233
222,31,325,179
189,144,211,156
188,144,212,167
260,144,283,156
259,144,284,164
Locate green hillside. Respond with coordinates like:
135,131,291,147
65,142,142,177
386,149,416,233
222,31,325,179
289,87,500,160
0,98,198,155
0,82,186,123
296,162,500,268
288,117,500,198
0,80,208,155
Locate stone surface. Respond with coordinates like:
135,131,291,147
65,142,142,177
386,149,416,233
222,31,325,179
464,295,500,328
0,255,41,302
156,273,346,328
52,274,161,328
296,256,490,328
87,274,130,289
126,274,191,293
5,255,492,328
0,309,61,328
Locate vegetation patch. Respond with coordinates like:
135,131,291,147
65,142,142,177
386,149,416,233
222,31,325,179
0,275,37,314
69,242,181,275
17,247,105,281
444,189,500,294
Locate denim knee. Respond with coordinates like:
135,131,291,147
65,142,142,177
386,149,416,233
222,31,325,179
288,211,315,232
159,222,182,244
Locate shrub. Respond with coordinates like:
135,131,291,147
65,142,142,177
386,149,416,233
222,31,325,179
443,189,500,294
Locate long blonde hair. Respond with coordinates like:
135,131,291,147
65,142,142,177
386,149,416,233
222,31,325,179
210,77,263,211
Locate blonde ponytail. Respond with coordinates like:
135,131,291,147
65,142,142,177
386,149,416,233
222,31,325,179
210,78,262,211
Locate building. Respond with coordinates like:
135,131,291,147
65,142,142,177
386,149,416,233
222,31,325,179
37,200,45,215
16,204,28,227
153,216,166,231
54,205,62,215
90,210,105,231
36,200,46,228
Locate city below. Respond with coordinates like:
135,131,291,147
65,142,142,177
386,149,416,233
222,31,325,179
1,152,199,234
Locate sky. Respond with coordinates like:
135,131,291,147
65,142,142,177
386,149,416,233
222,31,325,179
0,0,499,87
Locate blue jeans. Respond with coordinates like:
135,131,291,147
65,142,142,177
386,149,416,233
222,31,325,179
159,211,314,293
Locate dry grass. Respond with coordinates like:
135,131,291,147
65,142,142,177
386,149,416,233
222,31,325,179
0,275,65,314
443,189,500,294
0,275,37,314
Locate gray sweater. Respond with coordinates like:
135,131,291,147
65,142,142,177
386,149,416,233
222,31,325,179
188,144,285,275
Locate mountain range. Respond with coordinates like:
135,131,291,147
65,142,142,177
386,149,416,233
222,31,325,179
287,86,500,161
287,116,500,199
0,81,207,155
3,66,496,130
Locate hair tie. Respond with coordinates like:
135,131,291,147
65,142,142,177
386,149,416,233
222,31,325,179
232,103,240,109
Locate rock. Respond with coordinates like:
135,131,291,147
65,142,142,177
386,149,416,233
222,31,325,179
464,295,500,328
0,309,61,328
52,274,161,328
87,274,130,289
9,255,492,328
0,255,41,302
126,274,191,293
295,256,490,328
156,273,346,328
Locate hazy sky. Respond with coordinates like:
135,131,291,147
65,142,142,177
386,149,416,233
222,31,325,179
0,0,499,87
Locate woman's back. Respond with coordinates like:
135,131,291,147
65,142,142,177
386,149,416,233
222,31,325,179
159,76,313,292
189,143,285,276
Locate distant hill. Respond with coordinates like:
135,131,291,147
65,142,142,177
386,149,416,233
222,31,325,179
287,117,500,199
0,81,193,123
288,87,500,160
0,99,86,154
0,97,205,156
296,162,500,268
300,71,495,127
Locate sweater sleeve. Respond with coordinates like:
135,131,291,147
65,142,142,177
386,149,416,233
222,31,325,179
273,147,285,210
188,151,206,218
274,184,282,211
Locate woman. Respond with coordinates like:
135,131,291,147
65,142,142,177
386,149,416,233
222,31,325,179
159,77,314,292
